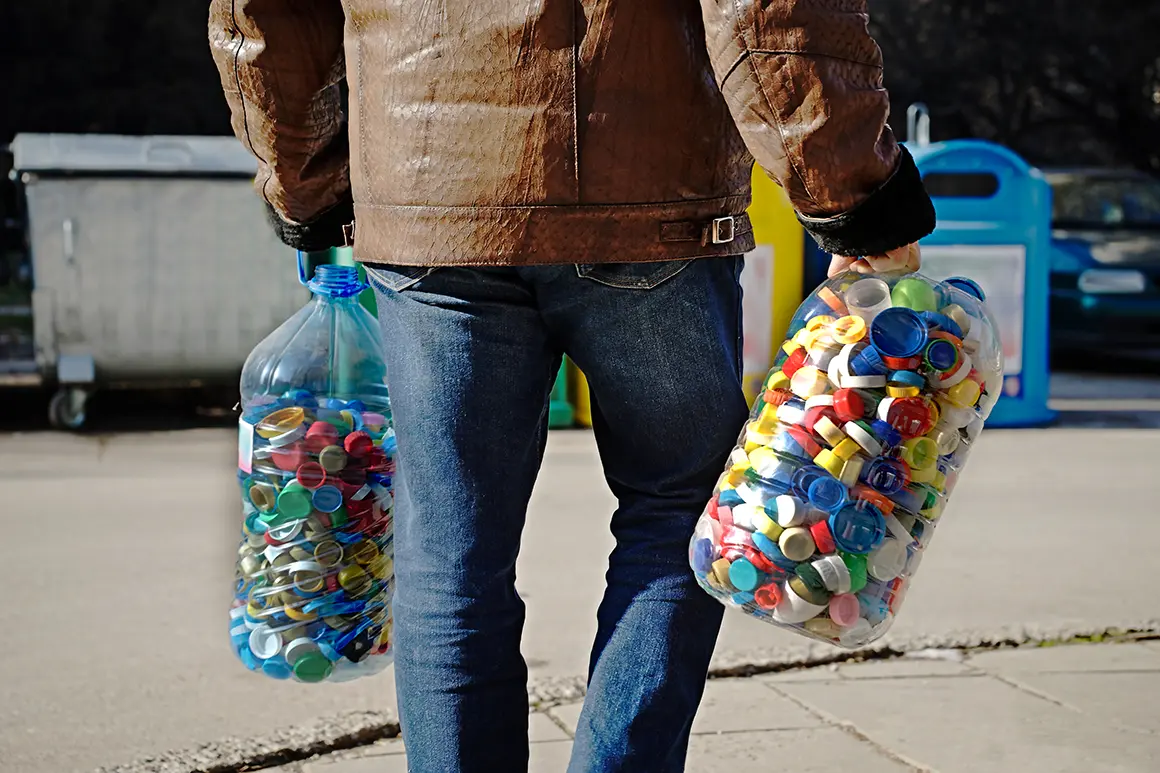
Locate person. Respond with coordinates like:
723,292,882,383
209,1,934,770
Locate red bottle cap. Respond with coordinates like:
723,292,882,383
882,355,923,371
763,388,794,406
271,442,307,472
787,425,823,458
782,348,808,378
886,397,933,439
304,422,340,454
344,430,375,458
296,461,327,490
754,583,784,610
809,519,836,554
832,389,865,422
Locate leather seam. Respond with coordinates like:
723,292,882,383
227,0,276,212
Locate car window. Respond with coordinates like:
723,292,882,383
1050,174,1160,228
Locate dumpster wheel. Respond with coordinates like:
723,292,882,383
49,388,90,431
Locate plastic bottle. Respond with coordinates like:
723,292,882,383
689,271,1002,649
231,259,395,682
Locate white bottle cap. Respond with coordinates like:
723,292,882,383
772,582,827,624
775,495,807,528
248,624,283,660
867,539,908,582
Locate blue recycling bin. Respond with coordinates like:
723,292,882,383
906,140,1054,427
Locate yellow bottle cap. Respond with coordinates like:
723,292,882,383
902,437,938,470
753,510,784,541
832,438,861,461
779,527,817,562
887,385,921,398
256,407,306,439
814,449,844,478
806,315,837,332
782,340,804,356
839,455,864,487
945,379,982,408
815,416,847,447
767,371,791,391
830,316,868,345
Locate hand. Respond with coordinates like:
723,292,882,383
828,242,922,278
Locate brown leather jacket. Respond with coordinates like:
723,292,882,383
209,0,934,266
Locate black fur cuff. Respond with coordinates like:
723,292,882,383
266,193,355,252
797,147,936,257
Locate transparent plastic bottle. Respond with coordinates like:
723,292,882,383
231,263,395,682
690,271,1003,648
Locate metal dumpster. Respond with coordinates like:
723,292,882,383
7,133,305,428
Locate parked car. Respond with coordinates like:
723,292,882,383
1044,168,1160,352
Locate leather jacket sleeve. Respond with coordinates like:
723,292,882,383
700,0,935,256
208,0,354,250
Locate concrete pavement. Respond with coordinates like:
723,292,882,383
275,641,1160,773
2,373,1160,772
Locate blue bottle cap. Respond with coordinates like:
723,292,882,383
888,370,925,389
829,503,886,554
731,591,757,606
924,339,960,372
692,538,715,574
944,276,986,302
753,533,800,570
791,465,827,501
718,489,745,508
870,307,928,358
864,457,909,495
728,557,761,592
808,476,848,513
311,485,345,513
261,656,294,680
237,645,262,672
919,311,964,340
282,389,319,409
870,419,902,448
849,346,890,376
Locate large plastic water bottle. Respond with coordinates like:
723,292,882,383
690,271,1003,648
230,257,395,682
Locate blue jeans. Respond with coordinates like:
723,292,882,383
365,258,748,773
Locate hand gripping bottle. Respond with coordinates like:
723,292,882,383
231,256,395,682
689,271,1002,648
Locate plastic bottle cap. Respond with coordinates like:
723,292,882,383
774,494,807,528
944,276,986,301
829,593,861,627
267,519,304,543
311,485,345,513
283,636,321,666
829,504,886,555
293,651,335,683
808,476,847,513
752,510,784,541
275,487,313,521
809,519,837,555
831,438,861,462
839,455,864,488
248,624,282,660
832,389,864,422
728,558,761,592
772,582,827,624
782,347,809,378
812,554,851,593
870,307,928,358
844,277,892,318
867,539,908,581
817,286,849,314
814,449,845,478
318,446,348,474
779,527,816,562
787,425,823,458
946,379,982,408
249,482,278,513
806,314,836,332
776,401,807,426
886,397,934,439
344,431,374,458
838,617,874,646
901,437,938,471
271,443,308,473
941,303,972,335
754,583,783,610
267,424,308,449
843,421,882,456
790,367,830,398
830,316,868,345
789,574,832,605
849,346,889,376
841,374,888,390
890,277,939,312
812,416,845,447
296,462,327,490
805,395,836,410
256,407,306,439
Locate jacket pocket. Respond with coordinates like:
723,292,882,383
575,260,692,290
364,264,438,293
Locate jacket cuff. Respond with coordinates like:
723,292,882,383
796,146,936,257
266,193,355,252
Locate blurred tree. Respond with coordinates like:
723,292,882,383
1,0,1157,174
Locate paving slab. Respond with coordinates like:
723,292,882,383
993,671,1160,734
775,675,1160,773
686,728,915,773
968,642,1160,674
692,679,821,734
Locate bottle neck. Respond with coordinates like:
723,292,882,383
309,265,366,299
